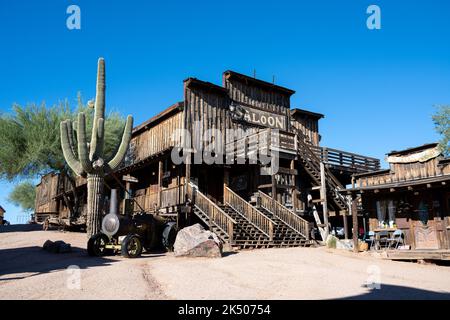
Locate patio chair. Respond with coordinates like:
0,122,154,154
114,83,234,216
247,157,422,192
375,230,390,250
365,231,376,250
387,230,404,249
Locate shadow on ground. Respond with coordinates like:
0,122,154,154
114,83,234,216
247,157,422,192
0,224,42,233
0,245,115,281
341,284,450,300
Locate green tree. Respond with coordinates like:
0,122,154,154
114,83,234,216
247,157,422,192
432,105,450,156
0,93,126,218
8,181,36,212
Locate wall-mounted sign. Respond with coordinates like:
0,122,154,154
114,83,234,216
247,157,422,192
230,103,287,131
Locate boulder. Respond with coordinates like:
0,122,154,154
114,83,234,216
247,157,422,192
43,240,72,253
174,224,222,258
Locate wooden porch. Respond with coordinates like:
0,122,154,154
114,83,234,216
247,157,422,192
380,249,450,261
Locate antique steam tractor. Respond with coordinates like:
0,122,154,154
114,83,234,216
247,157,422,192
88,190,178,258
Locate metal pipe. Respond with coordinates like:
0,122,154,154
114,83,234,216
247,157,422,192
110,189,118,215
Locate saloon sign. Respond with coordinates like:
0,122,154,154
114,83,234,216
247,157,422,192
229,103,287,131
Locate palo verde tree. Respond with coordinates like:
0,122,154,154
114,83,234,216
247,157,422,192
8,181,36,212
60,58,133,237
432,105,450,156
0,93,127,225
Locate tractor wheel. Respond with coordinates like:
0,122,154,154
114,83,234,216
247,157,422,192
121,234,143,258
88,233,112,257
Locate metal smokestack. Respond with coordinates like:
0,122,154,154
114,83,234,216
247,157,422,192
109,189,118,216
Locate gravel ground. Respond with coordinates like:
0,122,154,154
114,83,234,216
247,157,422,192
1,227,450,300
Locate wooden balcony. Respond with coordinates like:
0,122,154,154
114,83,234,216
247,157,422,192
225,128,380,174
310,145,380,174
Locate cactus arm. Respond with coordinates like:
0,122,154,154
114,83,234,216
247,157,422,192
60,121,83,176
106,115,133,172
66,120,77,156
94,117,105,158
89,58,106,160
77,113,94,173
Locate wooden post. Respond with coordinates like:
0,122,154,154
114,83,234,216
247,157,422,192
271,173,277,200
122,175,138,215
320,162,329,238
343,212,349,240
351,195,359,253
224,168,230,202
158,160,163,208
291,159,297,213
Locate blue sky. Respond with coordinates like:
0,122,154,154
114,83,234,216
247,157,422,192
1,0,449,223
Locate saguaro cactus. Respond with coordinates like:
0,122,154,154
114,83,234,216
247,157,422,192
60,58,133,238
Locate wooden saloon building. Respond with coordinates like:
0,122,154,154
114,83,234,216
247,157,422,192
34,70,381,249
347,143,450,260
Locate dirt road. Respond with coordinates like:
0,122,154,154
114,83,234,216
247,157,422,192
1,228,450,299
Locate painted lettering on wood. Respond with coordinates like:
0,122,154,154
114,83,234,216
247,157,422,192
230,103,287,130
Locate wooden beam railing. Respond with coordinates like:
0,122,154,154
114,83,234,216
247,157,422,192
224,186,275,241
160,184,186,208
187,183,236,243
310,145,380,172
258,191,310,239
132,185,186,213
225,128,297,160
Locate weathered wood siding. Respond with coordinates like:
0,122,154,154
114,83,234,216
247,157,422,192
223,73,291,115
291,116,320,146
127,111,183,165
184,74,294,154
35,173,59,214
356,158,450,188
184,81,230,153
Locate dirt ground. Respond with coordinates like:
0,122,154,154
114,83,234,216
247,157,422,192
1,227,450,300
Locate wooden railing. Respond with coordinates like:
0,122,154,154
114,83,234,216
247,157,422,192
133,193,158,212
310,145,380,173
132,185,185,212
225,128,297,160
224,186,275,241
187,183,236,243
258,191,310,239
160,184,185,208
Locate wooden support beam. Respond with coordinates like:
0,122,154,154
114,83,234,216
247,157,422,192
291,159,297,213
351,196,359,253
343,212,349,240
320,162,329,239
158,160,163,208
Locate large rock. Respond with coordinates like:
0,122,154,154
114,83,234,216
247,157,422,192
43,240,72,253
174,224,222,258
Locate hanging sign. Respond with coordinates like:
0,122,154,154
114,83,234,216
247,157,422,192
230,103,287,131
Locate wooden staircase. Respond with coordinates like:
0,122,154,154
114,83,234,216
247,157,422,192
292,126,348,213
187,182,313,249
